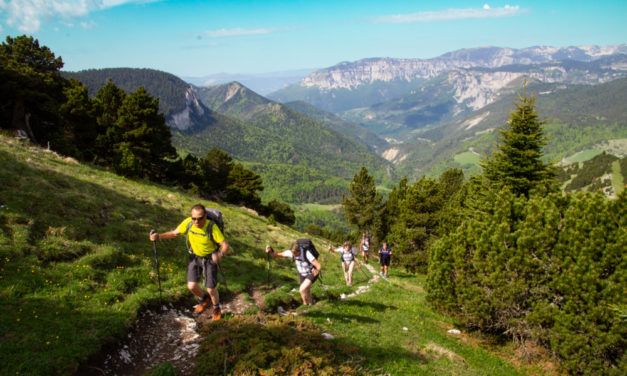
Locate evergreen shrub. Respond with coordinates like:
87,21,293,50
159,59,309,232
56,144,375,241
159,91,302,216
427,181,626,375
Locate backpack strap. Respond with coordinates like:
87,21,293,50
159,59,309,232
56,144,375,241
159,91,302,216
185,218,218,255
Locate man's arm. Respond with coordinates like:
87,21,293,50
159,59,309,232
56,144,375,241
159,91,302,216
213,240,229,264
311,258,322,276
150,229,180,241
266,246,288,259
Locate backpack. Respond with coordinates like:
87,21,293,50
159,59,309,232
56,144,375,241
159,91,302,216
185,206,225,253
296,238,319,260
292,239,319,276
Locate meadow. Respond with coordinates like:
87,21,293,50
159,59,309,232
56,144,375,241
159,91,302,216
0,133,557,375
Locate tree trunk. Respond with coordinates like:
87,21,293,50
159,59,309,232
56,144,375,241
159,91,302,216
11,98,36,142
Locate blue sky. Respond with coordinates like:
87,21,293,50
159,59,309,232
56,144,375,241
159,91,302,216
1,1,625,77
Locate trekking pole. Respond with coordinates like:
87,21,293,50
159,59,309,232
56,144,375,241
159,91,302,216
317,271,329,292
217,263,229,294
266,245,271,286
150,230,163,306
357,262,370,279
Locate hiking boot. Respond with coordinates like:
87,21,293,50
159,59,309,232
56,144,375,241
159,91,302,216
194,298,210,313
211,306,222,320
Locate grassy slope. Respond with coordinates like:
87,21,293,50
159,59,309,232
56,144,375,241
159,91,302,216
0,134,553,375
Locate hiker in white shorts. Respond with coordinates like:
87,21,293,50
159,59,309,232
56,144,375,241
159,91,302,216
359,233,371,262
329,241,361,286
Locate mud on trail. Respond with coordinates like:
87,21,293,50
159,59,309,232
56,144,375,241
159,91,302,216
81,290,258,376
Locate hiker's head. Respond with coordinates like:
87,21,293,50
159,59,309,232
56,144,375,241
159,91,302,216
190,204,206,228
343,241,352,250
290,241,301,256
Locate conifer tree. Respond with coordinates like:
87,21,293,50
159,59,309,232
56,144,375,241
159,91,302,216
113,86,176,178
342,166,383,235
481,84,555,196
93,80,126,165
0,35,65,144
58,79,97,160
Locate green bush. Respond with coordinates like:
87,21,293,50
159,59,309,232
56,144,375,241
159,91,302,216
427,180,626,375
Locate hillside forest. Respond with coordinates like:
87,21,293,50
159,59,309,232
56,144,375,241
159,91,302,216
0,35,625,376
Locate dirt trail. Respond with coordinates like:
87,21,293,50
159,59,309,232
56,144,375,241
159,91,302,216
83,290,258,376
83,267,379,375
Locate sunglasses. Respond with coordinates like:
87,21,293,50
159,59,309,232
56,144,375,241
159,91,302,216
191,216,205,222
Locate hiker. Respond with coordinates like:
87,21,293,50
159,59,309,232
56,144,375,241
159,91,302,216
328,241,361,286
378,241,392,278
266,239,322,306
359,233,371,262
149,204,229,320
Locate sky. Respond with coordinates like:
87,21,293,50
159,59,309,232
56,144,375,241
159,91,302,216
0,0,626,78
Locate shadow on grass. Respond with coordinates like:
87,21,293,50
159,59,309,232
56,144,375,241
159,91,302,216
301,310,380,324
0,294,131,375
340,299,397,311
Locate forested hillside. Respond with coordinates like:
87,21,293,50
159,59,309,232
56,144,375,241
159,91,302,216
391,77,627,180
191,82,395,203
64,68,190,116
284,100,389,152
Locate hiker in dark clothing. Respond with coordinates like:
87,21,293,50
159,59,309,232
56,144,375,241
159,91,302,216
378,241,392,278
149,204,229,320
266,240,322,306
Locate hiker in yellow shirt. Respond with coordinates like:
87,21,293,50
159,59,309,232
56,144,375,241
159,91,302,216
149,204,229,320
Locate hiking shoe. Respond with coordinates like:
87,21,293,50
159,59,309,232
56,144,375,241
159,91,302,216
211,306,222,321
194,298,210,313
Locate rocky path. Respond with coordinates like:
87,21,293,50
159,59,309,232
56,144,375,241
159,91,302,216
83,266,378,375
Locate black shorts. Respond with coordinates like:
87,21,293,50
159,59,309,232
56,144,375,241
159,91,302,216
187,253,218,288
299,273,319,285
380,254,391,266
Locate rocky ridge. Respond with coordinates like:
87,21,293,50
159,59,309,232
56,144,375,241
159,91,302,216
168,86,206,131
300,45,627,90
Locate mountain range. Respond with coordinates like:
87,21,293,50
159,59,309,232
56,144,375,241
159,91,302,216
66,44,627,202
268,44,627,113
66,69,392,203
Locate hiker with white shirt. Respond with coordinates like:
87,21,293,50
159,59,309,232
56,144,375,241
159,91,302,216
266,239,322,306
328,241,361,286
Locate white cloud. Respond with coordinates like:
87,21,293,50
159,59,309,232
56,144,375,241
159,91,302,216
0,0,147,33
198,27,277,39
374,4,525,24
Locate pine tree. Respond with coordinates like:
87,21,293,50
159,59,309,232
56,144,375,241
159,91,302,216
342,166,383,234
481,84,555,196
58,79,97,160
0,35,65,144
93,80,126,165
113,86,176,178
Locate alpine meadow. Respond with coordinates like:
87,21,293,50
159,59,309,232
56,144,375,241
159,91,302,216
1,30,626,376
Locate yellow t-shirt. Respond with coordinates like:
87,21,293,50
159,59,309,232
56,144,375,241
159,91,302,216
177,217,225,257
